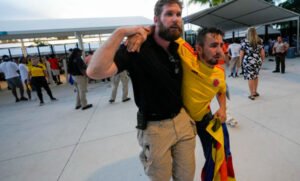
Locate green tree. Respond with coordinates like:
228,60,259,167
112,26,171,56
188,0,225,7
278,0,300,14
270,0,300,46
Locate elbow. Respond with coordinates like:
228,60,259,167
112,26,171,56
86,66,99,79
86,67,93,78
86,65,109,80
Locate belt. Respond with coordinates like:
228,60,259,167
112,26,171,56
196,112,213,128
138,111,179,121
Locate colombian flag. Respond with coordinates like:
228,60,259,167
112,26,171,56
202,119,236,181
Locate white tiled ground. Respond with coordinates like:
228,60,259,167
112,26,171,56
0,56,300,181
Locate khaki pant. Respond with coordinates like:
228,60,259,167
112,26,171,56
137,108,197,181
229,56,241,74
110,71,129,101
73,75,88,107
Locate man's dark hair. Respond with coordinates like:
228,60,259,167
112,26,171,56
233,38,239,43
2,55,9,62
69,48,82,60
154,0,183,16
196,27,224,46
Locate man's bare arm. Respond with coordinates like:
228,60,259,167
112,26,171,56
87,26,149,80
215,92,227,123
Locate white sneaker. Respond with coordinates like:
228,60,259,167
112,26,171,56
226,118,238,127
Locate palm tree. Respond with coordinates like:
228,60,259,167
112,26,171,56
279,0,300,14
188,0,226,7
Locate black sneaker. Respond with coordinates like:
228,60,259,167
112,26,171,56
75,105,81,110
272,70,280,73
51,97,57,101
16,98,20,102
122,98,131,102
20,97,28,101
248,95,255,100
82,104,93,110
109,99,115,103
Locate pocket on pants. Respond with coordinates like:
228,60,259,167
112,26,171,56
137,130,153,172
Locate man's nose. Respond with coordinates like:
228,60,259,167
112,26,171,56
172,15,179,22
217,45,223,53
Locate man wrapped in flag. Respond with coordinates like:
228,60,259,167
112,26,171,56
178,27,236,181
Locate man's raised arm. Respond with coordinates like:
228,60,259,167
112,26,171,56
87,26,149,79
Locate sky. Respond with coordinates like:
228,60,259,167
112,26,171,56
0,0,208,21
0,0,288,21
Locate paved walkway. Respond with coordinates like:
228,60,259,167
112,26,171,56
0,56,300,181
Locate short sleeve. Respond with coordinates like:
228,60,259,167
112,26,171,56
219,80,227,94
41,64,46,71
114,44,132,73
76,57,87,70
13,62,19,71
258,44,263,51
240,40,246,51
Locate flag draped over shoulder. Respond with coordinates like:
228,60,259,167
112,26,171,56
175,37,236,180
202,119,236,181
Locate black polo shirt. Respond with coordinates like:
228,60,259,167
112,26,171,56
114,35,183,121
69,57,86,76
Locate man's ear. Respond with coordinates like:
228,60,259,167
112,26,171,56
154,16,158,24
195,44,202,55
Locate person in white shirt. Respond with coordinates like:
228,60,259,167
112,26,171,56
228,39,242,77
0,55,28,102
18,57,31,100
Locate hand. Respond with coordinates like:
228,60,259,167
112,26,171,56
125,26,151,52
125,33,145,52
214,108,226,123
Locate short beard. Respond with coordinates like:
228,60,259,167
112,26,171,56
201,53,218,66
158,20,182,41
207,59,218,66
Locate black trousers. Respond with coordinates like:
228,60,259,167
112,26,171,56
275,53,285,73
31,76,54,103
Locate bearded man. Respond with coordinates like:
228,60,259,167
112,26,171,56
87,0,197,180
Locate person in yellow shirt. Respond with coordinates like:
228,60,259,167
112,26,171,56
28,56,57,106
180,27,235,181
179,27,226,153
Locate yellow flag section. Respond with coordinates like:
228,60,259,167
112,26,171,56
175,37,197,64
206,119,236,181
